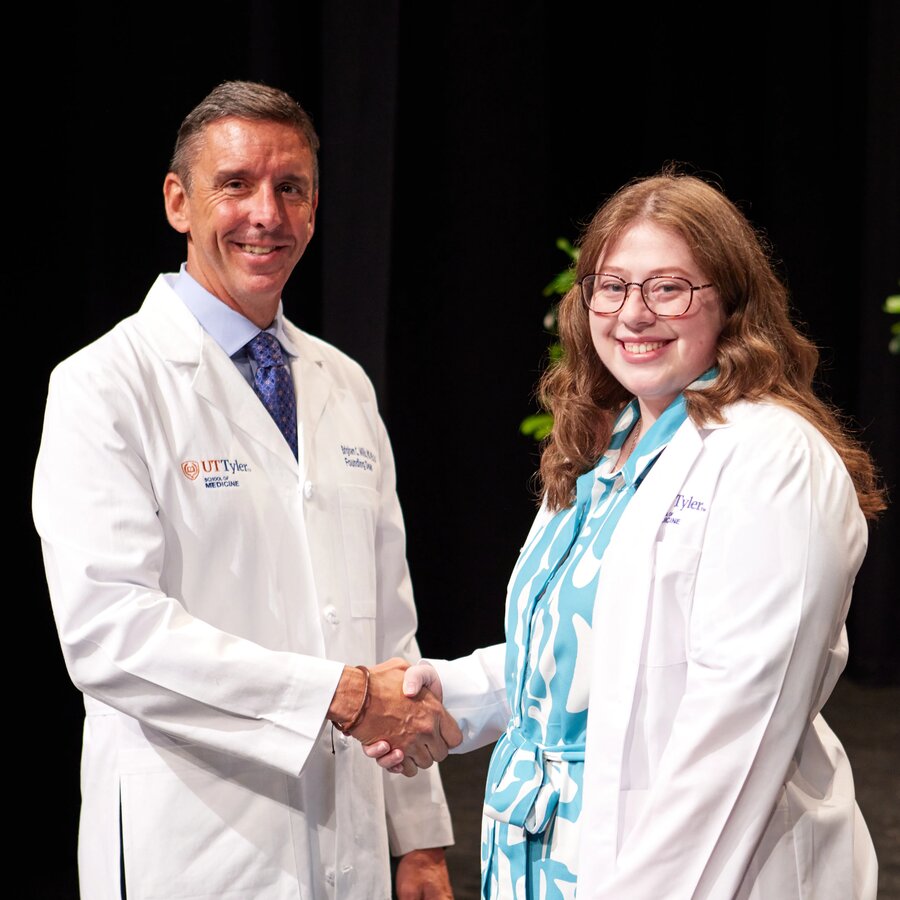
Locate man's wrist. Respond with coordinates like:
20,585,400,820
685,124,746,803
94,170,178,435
327,665,368,726
334,665,370,734
399,847,447,858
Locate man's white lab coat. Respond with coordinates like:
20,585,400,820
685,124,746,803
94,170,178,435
33,275,453,900
433,400,878,899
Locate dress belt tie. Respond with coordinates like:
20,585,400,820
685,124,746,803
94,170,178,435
482,725,586,834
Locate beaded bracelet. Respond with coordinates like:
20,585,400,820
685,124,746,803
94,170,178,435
335,665,370,735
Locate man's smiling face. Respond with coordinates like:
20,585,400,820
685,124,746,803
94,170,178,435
164,116,318,328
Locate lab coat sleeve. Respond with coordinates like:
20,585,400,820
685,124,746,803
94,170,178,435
586,418,868,898
384,638,508,853
370,413,456,855
429,644,510,753
32,356,343,777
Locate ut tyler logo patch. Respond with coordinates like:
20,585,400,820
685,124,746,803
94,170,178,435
181,460,200,481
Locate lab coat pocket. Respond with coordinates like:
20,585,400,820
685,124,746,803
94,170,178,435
118,744,295,899
339,485,378,617
645,541,700,667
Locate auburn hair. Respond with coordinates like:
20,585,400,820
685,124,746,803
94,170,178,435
537,168,886,518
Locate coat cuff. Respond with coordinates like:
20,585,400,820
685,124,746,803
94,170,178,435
383,763,455,856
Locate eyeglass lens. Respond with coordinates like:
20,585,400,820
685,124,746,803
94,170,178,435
582,275,694,315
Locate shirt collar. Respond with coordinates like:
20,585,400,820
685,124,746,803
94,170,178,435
168,264,296,358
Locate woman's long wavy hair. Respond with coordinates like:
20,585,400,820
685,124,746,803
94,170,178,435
538,168,886,518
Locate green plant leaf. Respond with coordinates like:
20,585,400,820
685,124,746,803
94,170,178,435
541,238,581,297
886,285,900,354
522,237,578,440
519,412,554,441
555,237,579,260
542,270,576,297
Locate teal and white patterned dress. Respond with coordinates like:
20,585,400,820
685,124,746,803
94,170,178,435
481,389,696,899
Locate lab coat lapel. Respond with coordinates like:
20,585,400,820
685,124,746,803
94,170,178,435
283,324,332,475
135,276,302,464
583,417,705,866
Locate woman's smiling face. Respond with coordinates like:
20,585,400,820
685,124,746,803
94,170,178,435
589,221,725,427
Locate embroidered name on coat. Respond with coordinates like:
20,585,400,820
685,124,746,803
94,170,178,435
341,444,377,471
663,493,708,525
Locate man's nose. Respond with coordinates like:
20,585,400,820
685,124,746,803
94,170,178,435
248,185,283,229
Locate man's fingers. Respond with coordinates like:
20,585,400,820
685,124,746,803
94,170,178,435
423,725,450,764
439,708,464,748
405,738,438,769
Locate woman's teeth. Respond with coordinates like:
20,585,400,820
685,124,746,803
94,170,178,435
623,341,666,354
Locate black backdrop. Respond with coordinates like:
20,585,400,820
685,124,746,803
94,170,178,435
20,2,898,895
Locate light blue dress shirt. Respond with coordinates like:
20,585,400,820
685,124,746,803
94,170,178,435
167,263,297,387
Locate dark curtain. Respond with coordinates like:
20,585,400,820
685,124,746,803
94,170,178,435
21,2,898,895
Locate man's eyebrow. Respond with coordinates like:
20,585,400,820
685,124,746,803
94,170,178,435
279,172,313,188
213,166,252,183
213,167,313,189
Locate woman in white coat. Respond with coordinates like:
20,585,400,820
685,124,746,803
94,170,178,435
366,169,886,898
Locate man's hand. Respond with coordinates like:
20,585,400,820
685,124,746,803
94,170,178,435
328,658,461,775
354,658,461,769
395,847,454,899
362,661,446,776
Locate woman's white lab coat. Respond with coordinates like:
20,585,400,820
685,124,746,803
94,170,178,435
433,400,878,899
32,276,453,900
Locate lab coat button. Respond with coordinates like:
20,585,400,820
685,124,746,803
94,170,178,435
323,605,340,625
303,480,314,499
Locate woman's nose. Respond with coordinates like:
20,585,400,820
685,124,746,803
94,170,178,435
617,283,656,326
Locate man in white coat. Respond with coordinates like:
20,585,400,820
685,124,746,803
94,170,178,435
32,80,460,900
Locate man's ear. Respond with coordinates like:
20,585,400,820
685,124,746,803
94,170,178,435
163,173,191,234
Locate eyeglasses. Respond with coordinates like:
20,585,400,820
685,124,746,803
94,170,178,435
578,273,714,317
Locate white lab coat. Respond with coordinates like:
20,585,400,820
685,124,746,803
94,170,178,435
32,275,453,900
432,400,878,899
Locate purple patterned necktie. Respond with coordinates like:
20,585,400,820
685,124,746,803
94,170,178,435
246,332,298,459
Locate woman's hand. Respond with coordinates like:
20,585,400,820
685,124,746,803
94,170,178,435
362,661,445,776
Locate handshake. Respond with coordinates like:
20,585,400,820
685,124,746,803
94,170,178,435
327,657,459,777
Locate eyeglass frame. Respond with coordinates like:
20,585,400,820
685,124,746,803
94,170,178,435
578,272,714,318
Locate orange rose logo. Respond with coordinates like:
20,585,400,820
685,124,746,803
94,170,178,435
181,460,200,481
